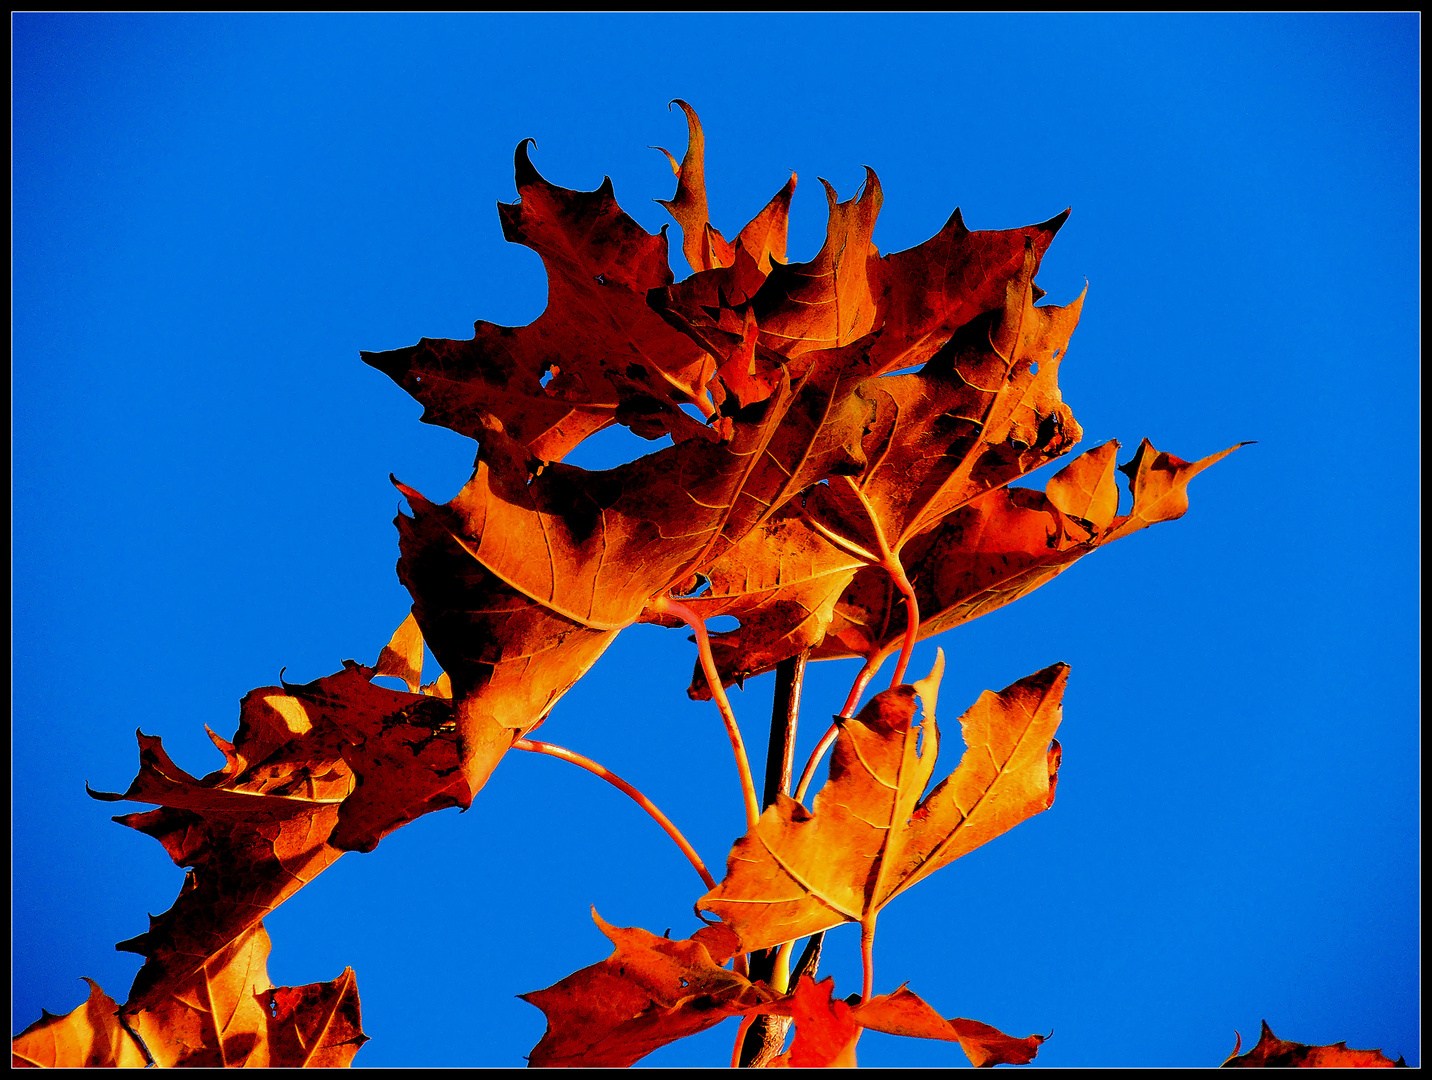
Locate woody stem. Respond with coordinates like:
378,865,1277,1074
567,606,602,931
650,595,762,832
736,651,810,1068
513,738,715,890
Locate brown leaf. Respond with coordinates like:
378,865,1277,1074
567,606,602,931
89,662,463,1010
362,139,716,460
391,369,814,792
12,979,148,1068
674,239,1087,692
699,656,1066,953
1222,1021,1406,1068
653,99,735,273
126,923,275,1067
521,911,774,1068
264,967,369,1067
804,242,1082,561
854,986,1045,1067
1108,436,1250,541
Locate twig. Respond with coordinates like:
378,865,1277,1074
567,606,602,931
792,651,884,805
648,595,762,832
513,738,715,891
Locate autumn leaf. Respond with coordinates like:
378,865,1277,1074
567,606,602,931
88,655,465,1011
769,975,862,1068
374,611,425,693
520,911,773,1068
681,240,1091,693
757,976,1046,1068
653,99,796,278
12,979,148,1068
699,655,1065,957
854,985,1045,1067
362,139,717,461
1221,1022,1406,1068
123,923,367,1068
813,436,1247,667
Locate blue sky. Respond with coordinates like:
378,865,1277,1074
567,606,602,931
13,13,1418,1067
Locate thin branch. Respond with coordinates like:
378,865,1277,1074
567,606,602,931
763,651,807,809
792,651,884,805
649,595,762,832
513,738,715,891
736,651,808,1068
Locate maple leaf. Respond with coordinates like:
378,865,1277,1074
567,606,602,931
362,140,718,461
854,985,1045,1067
813,436,1248,667
520,911,773,1068
768,975,862,1067
11,979,147,1068
699,655,1066,957
681,240,1097,695
1221,1022,1407,1068
652,99,797,277
124,924,366,1068
13,932,367,1068
88,650,465,1011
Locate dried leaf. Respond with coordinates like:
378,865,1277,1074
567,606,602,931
770,976,862,1068
855,986,1045,1067
1222,1021,1406,1068
89,661,462,1010
12,979,148,1068
123,924,367,1068
699,656,1066,952
814,438,1246,667
374,612,425,693
264,967,368,1068
362,140,716,460
521,911,774,1068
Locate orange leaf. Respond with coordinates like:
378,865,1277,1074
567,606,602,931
12,979,148,1068
814,437,1245,667
854,986,1046,1067
264,967,369,1068
699,656,1066,952
122,923,367,1068
1222,1021,1406,1068
89,661,464,1010
520,911,773,1068
373,612,425,693
770,976,862,1068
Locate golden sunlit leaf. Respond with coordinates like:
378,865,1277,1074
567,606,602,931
12,979,147,1068
699,656,1066,953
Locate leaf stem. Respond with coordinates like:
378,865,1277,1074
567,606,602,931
859,916,877,1004
837,476,922,687
513,738,716,891
792,651,884,805
648,595,762,832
